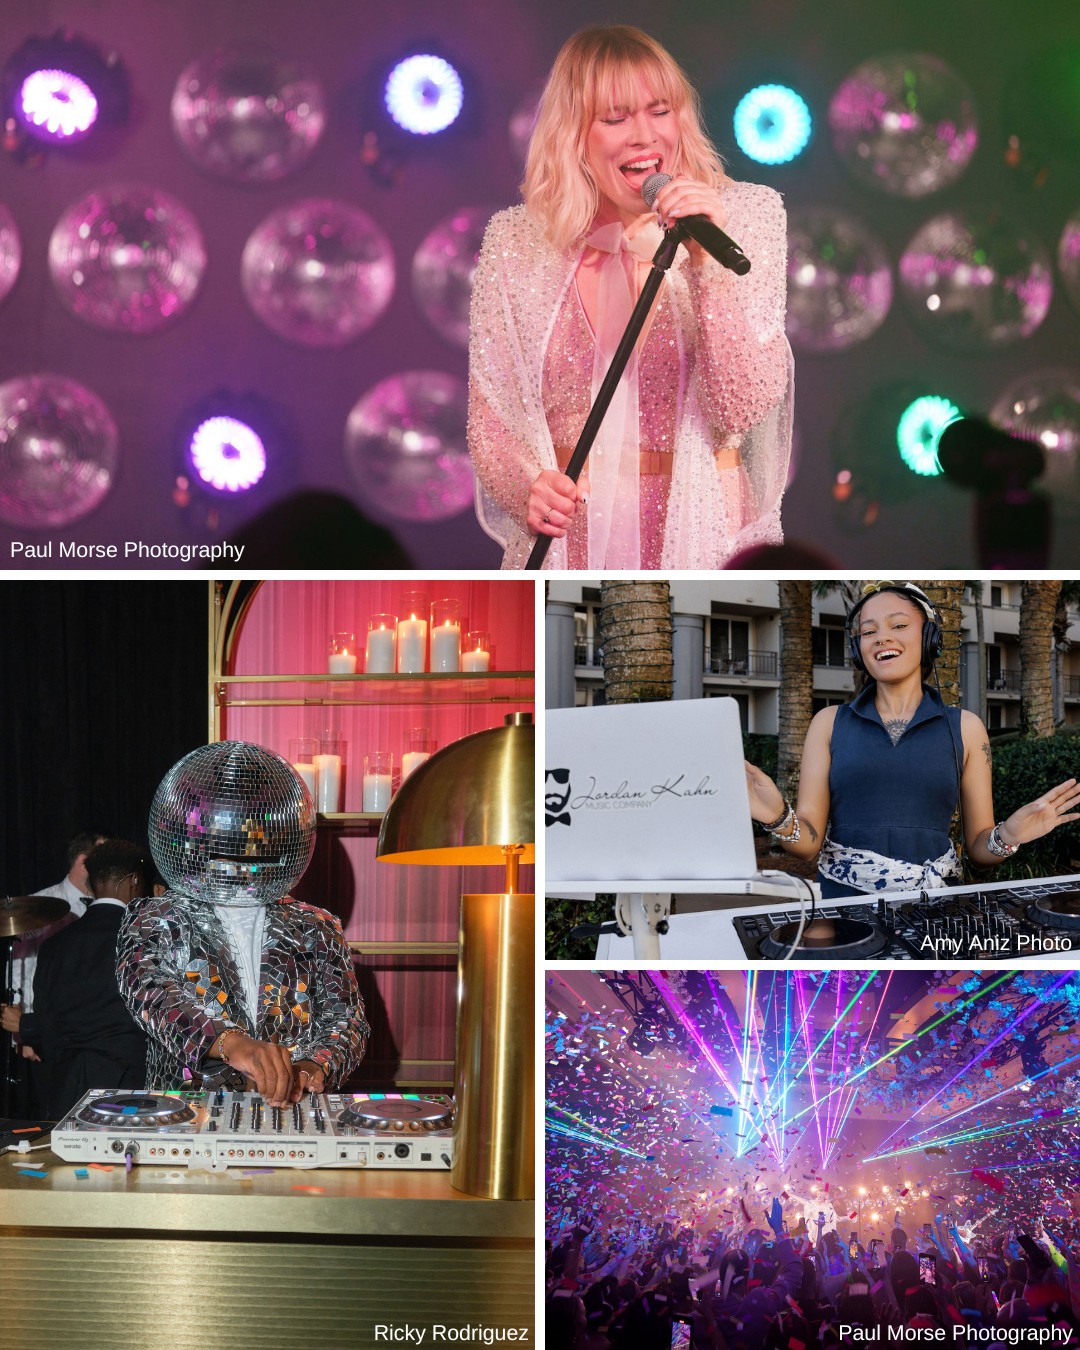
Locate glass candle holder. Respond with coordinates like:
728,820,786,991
365,614,397,673
314,735,346,813
363,750,394,811
289,738,318,800
462,630,492,672
430,597,461,672
328,632,357,675
397,592,429,673
400,728,435,783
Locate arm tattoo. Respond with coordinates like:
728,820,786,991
803,820,819,844
981,741,992,770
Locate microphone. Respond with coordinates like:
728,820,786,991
642,172,751,275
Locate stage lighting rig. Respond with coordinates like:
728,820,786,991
603,972,684,1057
2,31,129,158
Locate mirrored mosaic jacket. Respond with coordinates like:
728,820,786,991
117,891,369,1090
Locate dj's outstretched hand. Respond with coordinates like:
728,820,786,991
1002,778,1080,847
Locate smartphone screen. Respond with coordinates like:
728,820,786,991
920,1253,937,1285
977,1256,989,1280
849,1238,859,1259
869,1240,882,1268
671,1318,693,1349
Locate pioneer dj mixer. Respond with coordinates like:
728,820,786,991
51,1090,454,1170
733,877,1080,962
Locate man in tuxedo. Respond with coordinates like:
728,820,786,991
31,839,150,1120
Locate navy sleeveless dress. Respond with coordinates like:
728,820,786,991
819,685,964,899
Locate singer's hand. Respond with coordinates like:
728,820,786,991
651,175,727,234
527,469,589,538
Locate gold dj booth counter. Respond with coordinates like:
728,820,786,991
0,1148,534,1349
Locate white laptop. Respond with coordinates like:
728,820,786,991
545,697,758,883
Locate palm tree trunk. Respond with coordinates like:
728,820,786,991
598,580,673,704
920,581,964,705
1019,580,1061,737
776,581,814,799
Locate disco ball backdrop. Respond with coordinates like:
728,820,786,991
0,0,1077,567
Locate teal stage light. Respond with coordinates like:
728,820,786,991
896,395,961,476
733,84,811,164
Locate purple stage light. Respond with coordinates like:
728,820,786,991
385,55,463,135
188,417,267,494
18,67,98,141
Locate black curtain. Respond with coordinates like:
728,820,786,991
0,580,209,895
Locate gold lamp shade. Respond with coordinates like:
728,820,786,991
375,712,534,1201
376,712,534,872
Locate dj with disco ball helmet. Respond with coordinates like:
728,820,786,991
117,742,369,1106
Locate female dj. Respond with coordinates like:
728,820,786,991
744,582,1080,898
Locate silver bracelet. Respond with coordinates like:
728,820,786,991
986,823,1019,858
766,804,801,844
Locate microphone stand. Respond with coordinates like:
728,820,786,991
525,226,683,572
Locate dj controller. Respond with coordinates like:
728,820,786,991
733,877,1080,962
51,1089,454,1170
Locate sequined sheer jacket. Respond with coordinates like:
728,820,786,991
117,892,369,1091
467,182,794,569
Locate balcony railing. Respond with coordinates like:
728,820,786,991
1063,674,1080,698
987,670,1021,692
705,649,778,678
574,641,602,668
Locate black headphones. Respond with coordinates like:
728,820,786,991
847,582,942,675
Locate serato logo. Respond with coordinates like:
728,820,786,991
546,768,572,828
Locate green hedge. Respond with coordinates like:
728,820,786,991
984,728,1080,880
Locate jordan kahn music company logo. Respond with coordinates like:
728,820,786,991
545,767,718,827
546,768,573,827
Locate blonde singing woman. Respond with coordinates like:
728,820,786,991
468,24,793,570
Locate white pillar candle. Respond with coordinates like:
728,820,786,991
431,620,461,672
461,646,490,672
365,625,395,673
292,761,317,798
400,750,431,781
397,615,427,673
328,652,357,675
313,753,342,812
363,772,393,812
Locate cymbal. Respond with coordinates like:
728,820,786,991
0,895,70,938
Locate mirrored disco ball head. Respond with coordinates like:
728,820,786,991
171,46,326,184
0,373,118,527
149,741,315,908
49,184,206,333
